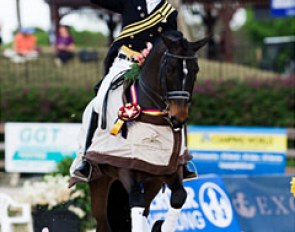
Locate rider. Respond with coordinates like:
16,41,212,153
71,0,196,181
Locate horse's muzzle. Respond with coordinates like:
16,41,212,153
170,116,186,131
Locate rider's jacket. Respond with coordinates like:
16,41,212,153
90,0,178,75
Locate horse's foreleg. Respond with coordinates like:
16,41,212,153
153,168,187,232
119,170,150,232
89,176,113,232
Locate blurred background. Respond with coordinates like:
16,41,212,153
0,0,294,232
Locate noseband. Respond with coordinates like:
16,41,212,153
160,51,198,103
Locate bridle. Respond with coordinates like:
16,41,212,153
161,51,198,103
139,50,198,111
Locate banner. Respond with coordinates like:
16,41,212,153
187,126,287,175
5,123,80,172
271,0,295,17
148,175,241,232
223,175,295,232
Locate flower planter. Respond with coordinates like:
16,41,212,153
33,209,80,232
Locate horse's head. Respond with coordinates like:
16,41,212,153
160,31,209,130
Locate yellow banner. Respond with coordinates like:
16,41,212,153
188,133,287,152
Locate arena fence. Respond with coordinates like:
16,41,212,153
0,50,282,88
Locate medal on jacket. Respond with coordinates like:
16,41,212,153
111,102,141,135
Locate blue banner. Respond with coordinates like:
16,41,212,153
187,126,287,175
148,175,241,232
223,175,295,232
271,0,295,17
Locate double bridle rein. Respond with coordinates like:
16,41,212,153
139,50,198,111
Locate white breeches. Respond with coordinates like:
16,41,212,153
77,54,133,154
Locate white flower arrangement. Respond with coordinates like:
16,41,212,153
21,175,85,218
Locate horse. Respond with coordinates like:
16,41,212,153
86,30,209,232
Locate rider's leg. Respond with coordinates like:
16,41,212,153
70,98,98,180
73,108,99,180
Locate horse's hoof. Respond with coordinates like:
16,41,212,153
151,220,164,232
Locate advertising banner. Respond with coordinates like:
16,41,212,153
5,123,80,172
187,126,287,175
271,0,295,17
148,175,241,232
223,175,295,232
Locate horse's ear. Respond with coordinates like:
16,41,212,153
161,31,183,49
190,35,211,52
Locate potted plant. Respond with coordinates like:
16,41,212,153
21,175,85,232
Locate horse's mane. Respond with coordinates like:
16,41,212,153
142,30,185,72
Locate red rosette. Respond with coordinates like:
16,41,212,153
118,103,141,121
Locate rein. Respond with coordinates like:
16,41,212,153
111,49,198,135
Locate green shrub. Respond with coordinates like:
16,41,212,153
1,78,294,127
189,77,295,127
1,85,93,123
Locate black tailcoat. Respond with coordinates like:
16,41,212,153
90,0,178,75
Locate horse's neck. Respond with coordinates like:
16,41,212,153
137,46,165,110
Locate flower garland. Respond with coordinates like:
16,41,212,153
124,42,153,81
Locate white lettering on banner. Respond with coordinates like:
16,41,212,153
150,187,199,210
191,152,219,160
148,211,206,231
177,211,206,230
256,196,272,215
232,192,295,218
242,154,260,161
232,192,256,218
220,153,241,161
199,182,233,228
183,187,199,209
261,154,283,162
218,162,255,170
20,127,60,144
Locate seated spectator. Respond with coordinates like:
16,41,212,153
54,25,75,66
3,27,38,63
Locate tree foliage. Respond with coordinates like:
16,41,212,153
243,9,295,45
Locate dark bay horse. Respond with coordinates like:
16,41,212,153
88,31,209,232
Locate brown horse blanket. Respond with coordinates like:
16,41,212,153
86,121,191,176
69,120,192,187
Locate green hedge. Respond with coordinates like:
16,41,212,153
190,77,295,127
1,78,294,127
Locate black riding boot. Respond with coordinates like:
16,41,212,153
73,110,98,181
73,160,91,179
183,163,197,180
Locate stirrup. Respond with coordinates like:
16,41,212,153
183,161,198,182
72,161,93,182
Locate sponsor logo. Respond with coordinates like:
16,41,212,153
199,182,233,228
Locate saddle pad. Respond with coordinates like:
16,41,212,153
86,121,189,175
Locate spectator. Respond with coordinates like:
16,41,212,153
3,27,38,63
54,25,75,66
